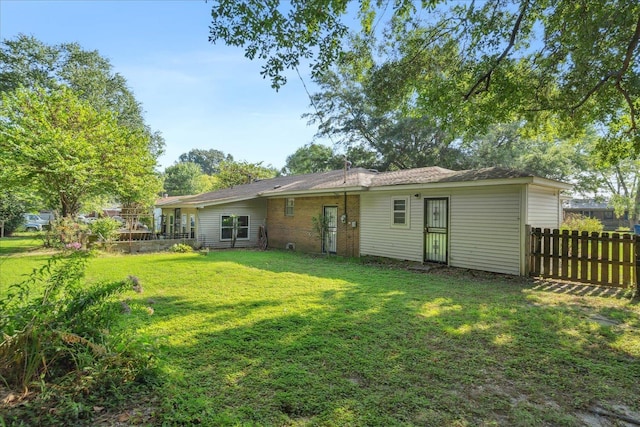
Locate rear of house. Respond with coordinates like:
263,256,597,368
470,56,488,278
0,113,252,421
359,170,567,276
155,167,569,276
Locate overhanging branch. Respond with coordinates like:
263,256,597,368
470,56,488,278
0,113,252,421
463,0,530,100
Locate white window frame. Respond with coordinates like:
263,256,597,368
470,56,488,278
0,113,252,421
391,196,410,228
285,198,295,216
220,215,250,241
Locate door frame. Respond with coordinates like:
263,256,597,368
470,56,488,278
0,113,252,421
423,197,449,264
323,205,338,254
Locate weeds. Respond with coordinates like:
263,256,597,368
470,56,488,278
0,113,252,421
0,249,159,425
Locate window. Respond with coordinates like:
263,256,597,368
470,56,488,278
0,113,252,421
285,198,295,216
221,215,249,240
392,197,409,227
603,211,613,220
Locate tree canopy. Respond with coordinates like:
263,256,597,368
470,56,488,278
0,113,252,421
0,87,160,217
0,34,164,158
163,162,210,196
209,0,640,155
214,160,279,189
0,36,164,216
178,148,234,175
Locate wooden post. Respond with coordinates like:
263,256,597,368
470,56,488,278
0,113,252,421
560,230,569,279
635,235,640,290
590,232,599,284
601,233,610,285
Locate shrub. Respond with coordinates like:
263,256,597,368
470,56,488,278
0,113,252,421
0,250,158,424
43,216,90,248
560,213,604,233
89,217,121,243
170,243,193,253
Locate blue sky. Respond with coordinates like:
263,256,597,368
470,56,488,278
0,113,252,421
1,0,325,171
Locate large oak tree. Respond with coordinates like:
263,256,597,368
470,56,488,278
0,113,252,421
209,0,640,155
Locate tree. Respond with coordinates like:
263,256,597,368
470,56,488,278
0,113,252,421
0,192,28,236
282,144,343,175
178,148,233,175
305,68,467,171
0,34,164,158
462,122,579,181
209,0,640,154
0,86,160,217
213,160,278,190
163,162,209,196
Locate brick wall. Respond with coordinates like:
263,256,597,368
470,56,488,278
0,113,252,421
266,194,360,257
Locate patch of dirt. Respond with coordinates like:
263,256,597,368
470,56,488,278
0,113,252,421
577,404,640,426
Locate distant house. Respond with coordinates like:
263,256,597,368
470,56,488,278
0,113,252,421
563,199,629,231
156,166,570,276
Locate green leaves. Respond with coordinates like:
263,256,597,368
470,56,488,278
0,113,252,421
0,86,160,216
208,0,640,154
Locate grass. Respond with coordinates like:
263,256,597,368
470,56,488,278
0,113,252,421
1,236,639,426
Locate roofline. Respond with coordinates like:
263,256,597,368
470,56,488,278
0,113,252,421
259,186,369,197
368,176,572,192
155,172,572,208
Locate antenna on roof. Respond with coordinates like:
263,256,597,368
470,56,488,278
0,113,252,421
343,156,352,183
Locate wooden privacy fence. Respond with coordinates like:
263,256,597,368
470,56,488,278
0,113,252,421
528,227,638,288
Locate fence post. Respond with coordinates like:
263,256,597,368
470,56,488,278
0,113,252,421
636,235,640,290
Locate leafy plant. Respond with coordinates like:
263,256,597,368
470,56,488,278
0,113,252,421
311,214,330,252
560,213,605,233
170,243,193,253
89,217,121,245
43,216,90,248
0,250,158,424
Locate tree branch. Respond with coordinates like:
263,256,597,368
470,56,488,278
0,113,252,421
463,0,530,100
571,13,640,129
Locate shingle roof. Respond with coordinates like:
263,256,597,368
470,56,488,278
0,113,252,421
156,166,568,208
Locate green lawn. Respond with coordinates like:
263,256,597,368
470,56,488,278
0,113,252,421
1,237,639,426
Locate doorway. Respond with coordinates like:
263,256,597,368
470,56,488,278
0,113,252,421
424,198,448,263
323,206,338,254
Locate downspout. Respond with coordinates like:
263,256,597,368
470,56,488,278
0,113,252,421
344,191,348,257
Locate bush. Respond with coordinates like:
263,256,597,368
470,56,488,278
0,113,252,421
170,243,193,253
43,216,90,248
0,250,159,424
89,217,121,243
560,213,604,233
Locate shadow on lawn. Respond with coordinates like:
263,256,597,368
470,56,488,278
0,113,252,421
139,250,640,426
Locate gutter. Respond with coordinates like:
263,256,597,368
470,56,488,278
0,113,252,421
368,177,571,192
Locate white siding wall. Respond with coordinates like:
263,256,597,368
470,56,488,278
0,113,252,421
360,185,525,275
449,187,522,275
527,185,561,229
197,200,267,249
360,192,426,262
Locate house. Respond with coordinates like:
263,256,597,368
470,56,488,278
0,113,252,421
563,199,629,231
156,166,570,276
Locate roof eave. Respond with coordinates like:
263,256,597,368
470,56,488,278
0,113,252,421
369,177,571,191
259,186,369,197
